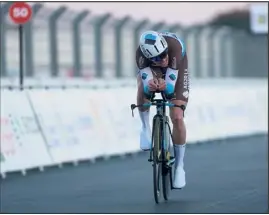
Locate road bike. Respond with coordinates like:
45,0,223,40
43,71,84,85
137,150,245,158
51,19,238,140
131,91,185,204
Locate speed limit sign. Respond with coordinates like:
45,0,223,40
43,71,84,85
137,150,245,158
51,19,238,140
9,2,32,24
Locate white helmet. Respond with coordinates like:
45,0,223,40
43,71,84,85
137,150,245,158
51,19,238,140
139,30,168,60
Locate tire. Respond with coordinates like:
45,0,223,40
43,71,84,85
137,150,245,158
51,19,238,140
153,116,162,204
162,116,171,201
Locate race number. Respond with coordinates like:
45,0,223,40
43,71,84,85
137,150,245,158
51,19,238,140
9,2,32,24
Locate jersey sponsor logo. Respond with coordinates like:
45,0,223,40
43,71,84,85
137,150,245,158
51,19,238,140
183,69,189,90
169,73,176,81
182,91,189,98
141,72,148,80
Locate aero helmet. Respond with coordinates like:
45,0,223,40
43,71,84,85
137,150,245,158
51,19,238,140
139,30,168,61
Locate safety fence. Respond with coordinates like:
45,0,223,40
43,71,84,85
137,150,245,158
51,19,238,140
0,79,267,178
1,3,268,79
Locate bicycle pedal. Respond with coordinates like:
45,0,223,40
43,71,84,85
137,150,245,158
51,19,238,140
148,159,153,162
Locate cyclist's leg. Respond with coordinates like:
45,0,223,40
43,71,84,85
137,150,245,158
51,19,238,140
137,74,150,112
169,99,187,149
137,73,152,150
169,54,189,188
169,54,189,150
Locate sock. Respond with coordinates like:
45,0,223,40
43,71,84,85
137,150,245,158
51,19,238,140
139,110,150,129
174,143,186,168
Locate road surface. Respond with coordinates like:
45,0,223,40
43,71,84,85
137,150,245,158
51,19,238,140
1,134,268,213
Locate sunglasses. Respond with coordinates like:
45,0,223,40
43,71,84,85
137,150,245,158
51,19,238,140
150,48,168,62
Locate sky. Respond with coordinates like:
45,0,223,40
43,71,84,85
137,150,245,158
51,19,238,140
44,2,249,26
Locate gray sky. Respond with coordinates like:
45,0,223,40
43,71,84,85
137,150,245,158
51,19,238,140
44,2,249,26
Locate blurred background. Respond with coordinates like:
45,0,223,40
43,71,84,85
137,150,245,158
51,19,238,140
0,2,268,82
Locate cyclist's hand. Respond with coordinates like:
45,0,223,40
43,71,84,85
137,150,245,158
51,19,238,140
148,79,159,92
157,78,166,91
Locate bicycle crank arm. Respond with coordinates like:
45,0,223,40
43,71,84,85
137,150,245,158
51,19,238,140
166,158,175,166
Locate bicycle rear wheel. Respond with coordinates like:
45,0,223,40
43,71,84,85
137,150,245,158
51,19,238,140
152,116,162,204
162,116,172,201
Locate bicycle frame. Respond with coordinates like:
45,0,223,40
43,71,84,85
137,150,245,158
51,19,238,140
130,91,184,163
131,91,186,198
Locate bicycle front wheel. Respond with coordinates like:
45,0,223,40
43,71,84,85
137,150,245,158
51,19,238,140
152,116,162,204
162,116,172,201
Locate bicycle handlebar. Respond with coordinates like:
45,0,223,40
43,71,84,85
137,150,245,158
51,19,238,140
131,102,177,109
130,91,185,117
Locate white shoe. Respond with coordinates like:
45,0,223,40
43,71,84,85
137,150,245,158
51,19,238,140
140,127,151,151
173,165,186,188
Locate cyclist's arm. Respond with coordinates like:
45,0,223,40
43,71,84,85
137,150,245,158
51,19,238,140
136,48,153,95
164,40,183,97
138,67,154,95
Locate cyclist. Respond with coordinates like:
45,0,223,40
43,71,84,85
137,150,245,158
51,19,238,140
135,30,189,189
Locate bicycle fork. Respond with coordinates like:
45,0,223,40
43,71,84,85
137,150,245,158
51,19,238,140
148,116,175,167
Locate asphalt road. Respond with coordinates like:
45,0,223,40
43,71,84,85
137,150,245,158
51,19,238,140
1,134,268,213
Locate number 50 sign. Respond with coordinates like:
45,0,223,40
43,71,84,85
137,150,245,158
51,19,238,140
9,2,32,24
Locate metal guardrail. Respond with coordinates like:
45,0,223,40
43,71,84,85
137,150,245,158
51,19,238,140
0,3,268,79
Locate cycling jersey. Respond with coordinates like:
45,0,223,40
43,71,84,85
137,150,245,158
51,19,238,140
136,32,189,103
